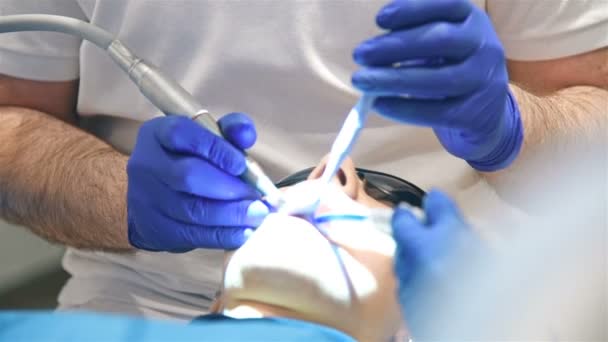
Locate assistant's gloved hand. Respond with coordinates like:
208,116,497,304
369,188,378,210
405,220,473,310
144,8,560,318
127,113,268,252
353,0,523,171
392,190,481,337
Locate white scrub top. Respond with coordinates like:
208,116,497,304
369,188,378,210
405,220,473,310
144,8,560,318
0,0,606,320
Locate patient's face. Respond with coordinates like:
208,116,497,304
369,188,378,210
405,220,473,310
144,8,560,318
222,158,402,341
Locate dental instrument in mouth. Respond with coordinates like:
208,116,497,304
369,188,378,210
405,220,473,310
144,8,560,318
314,210,394,238
321,94,375,186
313,204,424,239
0,14,285,208
279,94,376,215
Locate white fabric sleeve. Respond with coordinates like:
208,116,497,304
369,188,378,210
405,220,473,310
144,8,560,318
487,0,608,61
0,0,87,81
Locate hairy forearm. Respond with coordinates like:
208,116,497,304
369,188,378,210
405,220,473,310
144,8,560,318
512,84,608,150
479,84,607,212
0,106,132,251
485,84,608,177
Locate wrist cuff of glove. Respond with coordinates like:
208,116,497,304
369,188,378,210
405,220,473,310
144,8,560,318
467,90,523,172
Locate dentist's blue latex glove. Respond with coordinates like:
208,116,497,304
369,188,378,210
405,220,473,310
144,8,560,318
392,190,480,337
353,0,523,171
127,113,269,252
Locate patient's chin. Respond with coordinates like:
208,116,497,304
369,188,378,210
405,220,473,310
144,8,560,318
223,214,356,313
222,213,401,341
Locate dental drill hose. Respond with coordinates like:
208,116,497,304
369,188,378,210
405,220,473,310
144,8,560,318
0,14,284,205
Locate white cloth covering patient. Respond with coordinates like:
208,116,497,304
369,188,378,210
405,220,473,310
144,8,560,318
217,157,404,342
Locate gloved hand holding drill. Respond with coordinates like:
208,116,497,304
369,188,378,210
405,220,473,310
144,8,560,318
127,113,268,252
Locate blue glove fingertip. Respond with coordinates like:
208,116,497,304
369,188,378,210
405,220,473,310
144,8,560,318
218,112,257,150
246,200,269,227
243,228,254,239
351,70,375,92
392,205,422,244
352,41,372,65
376,2,398,28
424,189,455,208
423,189,463,225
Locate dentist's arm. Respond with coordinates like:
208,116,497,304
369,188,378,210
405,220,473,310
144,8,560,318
482,49,608,190
506,48,608,164
353,0,607,173
0,74,267,252
0,74,132,250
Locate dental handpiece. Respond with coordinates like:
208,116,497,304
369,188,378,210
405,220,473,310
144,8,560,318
0,14,285,206
107,41,285,206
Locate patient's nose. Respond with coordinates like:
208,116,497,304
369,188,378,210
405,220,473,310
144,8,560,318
307,156,358,199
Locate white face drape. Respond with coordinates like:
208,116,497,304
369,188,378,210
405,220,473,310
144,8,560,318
223,181,401,342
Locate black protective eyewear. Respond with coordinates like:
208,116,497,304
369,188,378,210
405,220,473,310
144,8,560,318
275,167,425,208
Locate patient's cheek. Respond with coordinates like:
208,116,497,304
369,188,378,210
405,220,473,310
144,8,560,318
356,190,391,209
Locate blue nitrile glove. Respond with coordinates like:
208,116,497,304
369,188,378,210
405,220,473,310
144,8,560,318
127,113,269,252
353,0,523,171
392,190,480,337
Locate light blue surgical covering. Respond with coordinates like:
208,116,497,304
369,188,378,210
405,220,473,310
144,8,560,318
0,311,354,342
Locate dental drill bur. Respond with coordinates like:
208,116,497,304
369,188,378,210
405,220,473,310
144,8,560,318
0,14,285,207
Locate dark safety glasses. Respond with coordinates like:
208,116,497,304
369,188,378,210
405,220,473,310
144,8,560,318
275,167,425,208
